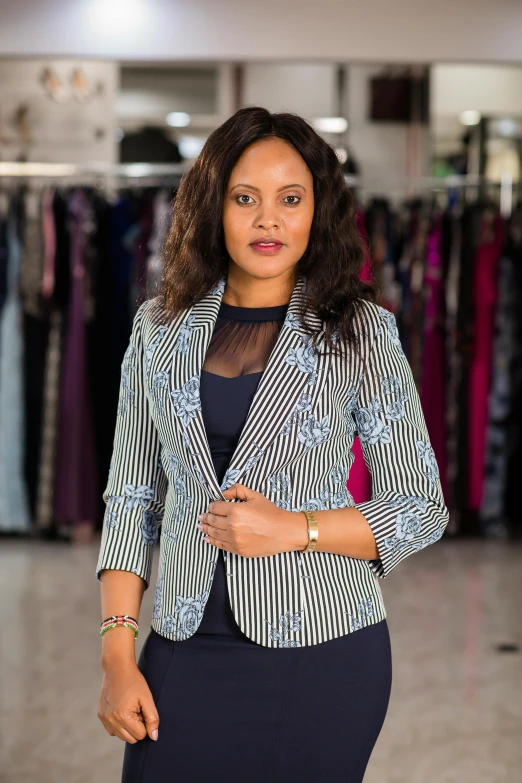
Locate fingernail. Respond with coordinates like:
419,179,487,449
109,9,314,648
198,514,203,521
152,729,158,741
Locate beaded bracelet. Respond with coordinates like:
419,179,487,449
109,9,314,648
100,614,139,639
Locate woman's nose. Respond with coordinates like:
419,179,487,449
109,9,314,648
255,209,280,229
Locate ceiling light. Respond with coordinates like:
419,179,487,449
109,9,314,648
89,0,145,29
166,112,191,127
178,136,206,158
313,117,348,133
459,110,481,126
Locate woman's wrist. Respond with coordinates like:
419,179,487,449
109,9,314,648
283,510,309,552
101,628,138,671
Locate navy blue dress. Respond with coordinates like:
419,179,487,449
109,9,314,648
122,302,393,783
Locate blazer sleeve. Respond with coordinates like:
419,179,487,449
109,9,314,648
95,301,168,590
352,304,449,578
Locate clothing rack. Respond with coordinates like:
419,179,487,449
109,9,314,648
1,167,520,540
0,163,518,217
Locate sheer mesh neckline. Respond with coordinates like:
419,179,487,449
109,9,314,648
218,301,289,322
200,301,289,378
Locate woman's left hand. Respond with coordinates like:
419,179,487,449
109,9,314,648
197,483,306,557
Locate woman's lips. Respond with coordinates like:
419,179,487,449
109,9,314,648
250,241,284,255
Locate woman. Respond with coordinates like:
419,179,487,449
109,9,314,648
96,106,449,782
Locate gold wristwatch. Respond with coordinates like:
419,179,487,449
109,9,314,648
301,510,318,553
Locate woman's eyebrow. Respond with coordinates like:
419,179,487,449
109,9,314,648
229,183,306,193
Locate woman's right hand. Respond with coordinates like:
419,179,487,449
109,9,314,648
97,661,160,744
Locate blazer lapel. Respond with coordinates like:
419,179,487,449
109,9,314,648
169,273,331,501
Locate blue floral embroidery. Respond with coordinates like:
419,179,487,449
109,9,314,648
265,609,304,647
243,443,266,473
161,590,209,639
192,462,208,486
280,390,314,435
381,374,409,422
295,551,311,579
174,314,197,355
151,371,170,416
165,450,180,474
210,277,226,296
416,440,440,486
152,577,163,619
278,334,322,437
342,384,359,431
271,467,350,515
301,495,327,512
271,472,294,512
118,344,136,415
329,464,351,508
284,334,319,375
377,306,406,358
144,325,168,378
104,497,121,530
283,311,302,331
141,509,161,548
383,494,430,553
381,375,402,396
330,464,347,485
162,529,178,544
170,469,193,525
297,413,330,450
387,494,428,513
174,473,188,495
123,483,155,512
220,467,243,490
410,526,444,551
345,597,374,631
384,511,423,552
171,375,201,426
354,395,392,445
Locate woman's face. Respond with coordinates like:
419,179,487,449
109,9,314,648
222,137,314,281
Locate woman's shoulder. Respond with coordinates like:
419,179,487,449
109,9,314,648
352,297,384,333
354,298,398,328
350,298,401,354
130,296,169,342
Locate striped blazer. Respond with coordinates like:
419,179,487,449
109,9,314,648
95,273,449,648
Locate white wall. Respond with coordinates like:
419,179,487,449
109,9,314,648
0,59,118,163
346,64,430,188
0,0,521,64
243,64,337,118
432,64,522,117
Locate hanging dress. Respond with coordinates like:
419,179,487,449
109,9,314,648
0,192,31,532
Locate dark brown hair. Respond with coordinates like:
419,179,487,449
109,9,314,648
154,106,377,357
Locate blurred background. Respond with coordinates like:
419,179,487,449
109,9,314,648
0,1,521,781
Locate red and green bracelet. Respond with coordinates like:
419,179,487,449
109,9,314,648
100,614,139,639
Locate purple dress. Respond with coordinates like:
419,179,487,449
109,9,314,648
53,190,98,526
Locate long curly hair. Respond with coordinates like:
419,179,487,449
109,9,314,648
154,106,378,358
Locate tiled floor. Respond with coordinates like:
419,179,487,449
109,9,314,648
1,536,521,782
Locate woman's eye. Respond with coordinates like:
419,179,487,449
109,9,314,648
236,194,301,205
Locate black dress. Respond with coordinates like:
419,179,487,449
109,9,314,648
122,302,393,783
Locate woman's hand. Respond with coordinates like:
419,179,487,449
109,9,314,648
97,660,160,744
197,483,308,557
